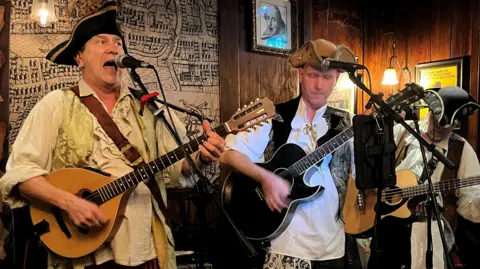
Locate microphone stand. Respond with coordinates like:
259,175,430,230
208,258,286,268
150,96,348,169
346,70,455,269
128,68,258,269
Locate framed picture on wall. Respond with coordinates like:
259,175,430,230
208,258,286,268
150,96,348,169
251,0,299,56
327,72,357,114
414,56,470,122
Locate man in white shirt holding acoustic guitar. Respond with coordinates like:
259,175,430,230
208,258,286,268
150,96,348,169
220,38,356,269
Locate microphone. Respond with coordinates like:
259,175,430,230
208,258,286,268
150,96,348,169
115,54,153,69
321,58,366,71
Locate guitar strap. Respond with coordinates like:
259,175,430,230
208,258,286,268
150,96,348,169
395,129,464,232
69,86,172,228
440,135,464,232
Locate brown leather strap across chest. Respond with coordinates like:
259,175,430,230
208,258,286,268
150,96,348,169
69,86,172,227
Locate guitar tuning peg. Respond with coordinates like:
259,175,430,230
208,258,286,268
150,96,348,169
238,108,241,111
256,98,260,101
250,101,253,104
259,123,264,127
244,104,247,108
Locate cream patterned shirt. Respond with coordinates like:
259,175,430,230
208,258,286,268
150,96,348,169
1,79,193,268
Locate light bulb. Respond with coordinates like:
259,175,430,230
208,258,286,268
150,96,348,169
38,9,49,25
381,67,399,85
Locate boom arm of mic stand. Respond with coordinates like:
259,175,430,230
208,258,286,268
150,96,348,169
128,87,214,123
346,71,455,170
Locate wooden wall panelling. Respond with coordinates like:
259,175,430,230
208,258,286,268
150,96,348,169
363,10,389,98
470,0,480,153
411,2,433,81
300,0,312,45
431,0,452,61
311,0,329,40
451,0,474,144
218,0,240,123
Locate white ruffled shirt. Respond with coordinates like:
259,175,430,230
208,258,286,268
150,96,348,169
225,98,347,261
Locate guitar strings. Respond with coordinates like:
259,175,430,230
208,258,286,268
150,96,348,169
380,176,480,199
276,128,353,179
82,125,229,203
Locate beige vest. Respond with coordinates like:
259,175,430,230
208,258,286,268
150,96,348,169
47,89,175,269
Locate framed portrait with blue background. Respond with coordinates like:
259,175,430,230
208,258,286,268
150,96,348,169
251,0,299,56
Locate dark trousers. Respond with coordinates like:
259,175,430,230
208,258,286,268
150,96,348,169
84,259,160,269
311,257,344,269
367,217,412,269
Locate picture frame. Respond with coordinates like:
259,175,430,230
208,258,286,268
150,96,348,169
415,56,469,90
415,56,470,127
251,0,299,56
327,71,357,114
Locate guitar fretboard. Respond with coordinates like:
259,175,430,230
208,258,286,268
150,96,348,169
87,124,228,205
287,127,354,176
382,176,480,200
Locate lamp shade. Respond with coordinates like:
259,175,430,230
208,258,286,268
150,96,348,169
31,0,57,27
381,67,399,85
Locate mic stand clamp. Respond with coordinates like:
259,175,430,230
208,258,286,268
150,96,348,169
129,68,258,269
348,70,455,269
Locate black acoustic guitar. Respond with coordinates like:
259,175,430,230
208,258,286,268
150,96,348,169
221,84,427,241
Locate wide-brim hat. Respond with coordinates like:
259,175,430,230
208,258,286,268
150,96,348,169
288,38,357,71
46,1,126,66
423,86,480,127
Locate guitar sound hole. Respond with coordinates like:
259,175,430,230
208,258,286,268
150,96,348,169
273,168,293,188
76,189,93,235
77,226,90,235
384,186,403,206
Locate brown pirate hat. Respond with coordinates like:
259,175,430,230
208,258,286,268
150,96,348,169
46,1,126,66
289,39,357,71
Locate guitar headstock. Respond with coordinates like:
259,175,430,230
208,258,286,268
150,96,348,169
226,97,276,134
386,83,425,112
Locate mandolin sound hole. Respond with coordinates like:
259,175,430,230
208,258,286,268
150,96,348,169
383,186,403,206
75,189,93,235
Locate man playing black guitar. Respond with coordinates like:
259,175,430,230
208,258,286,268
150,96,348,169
367,86,480,269
220,39,357,269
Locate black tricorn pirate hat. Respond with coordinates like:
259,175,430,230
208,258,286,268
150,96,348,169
46,1,126,66
424,86,480,127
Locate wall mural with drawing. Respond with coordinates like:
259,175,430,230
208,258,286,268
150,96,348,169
8,0,220,185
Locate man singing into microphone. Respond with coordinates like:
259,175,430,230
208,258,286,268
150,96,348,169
0,2,225,269
220,38,357,269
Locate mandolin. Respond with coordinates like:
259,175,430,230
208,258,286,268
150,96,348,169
29,97,276,258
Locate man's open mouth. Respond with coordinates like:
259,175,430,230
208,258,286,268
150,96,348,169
103,59,117,70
